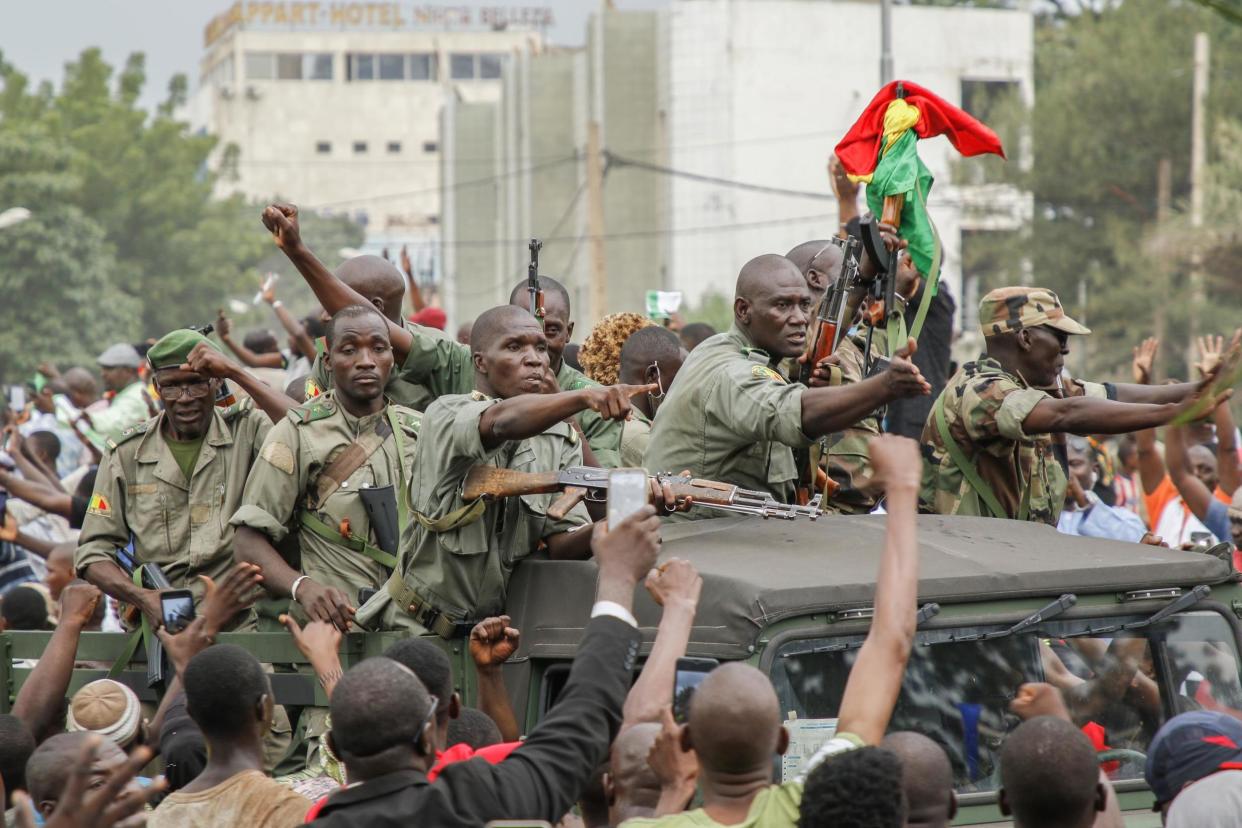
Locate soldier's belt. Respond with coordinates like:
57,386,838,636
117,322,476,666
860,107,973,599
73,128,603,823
383,571,475,640
300,511,398,570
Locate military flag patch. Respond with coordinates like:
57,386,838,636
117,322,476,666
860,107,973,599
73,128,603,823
751,365,786,383
87,493,111,516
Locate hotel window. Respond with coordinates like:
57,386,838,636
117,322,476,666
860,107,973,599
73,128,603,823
409,53,437,81
449,54,475,80
245,52,275,80
387,141,402,154
350,54,375,81
307,53,333,80
276,53,303,80
379,54,405,80
479,54,504,79
353,141,368,154
315,141,332,154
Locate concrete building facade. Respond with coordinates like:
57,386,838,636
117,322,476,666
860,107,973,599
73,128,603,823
188,1,547,282
442,0,1032,331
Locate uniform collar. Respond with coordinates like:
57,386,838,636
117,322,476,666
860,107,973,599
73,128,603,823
135,408,233,489
727,323,779,367
329,390,389,433
966,354,1029,388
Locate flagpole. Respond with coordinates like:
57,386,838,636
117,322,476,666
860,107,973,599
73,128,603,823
880,0,894,84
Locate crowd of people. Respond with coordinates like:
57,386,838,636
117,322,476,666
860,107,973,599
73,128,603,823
0,157,1239,828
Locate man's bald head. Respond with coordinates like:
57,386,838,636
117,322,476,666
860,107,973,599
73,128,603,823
786,240,844,297
60,368,99,410
508,276,572,319
686,662,785,776
882,732,957,828
336,255,406,324
471,305,544,355
736,254,806,302
608,723,662,823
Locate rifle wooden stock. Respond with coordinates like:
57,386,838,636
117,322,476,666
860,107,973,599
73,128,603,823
463,467,561,501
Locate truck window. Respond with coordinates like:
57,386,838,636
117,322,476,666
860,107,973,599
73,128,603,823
770,610,1242,794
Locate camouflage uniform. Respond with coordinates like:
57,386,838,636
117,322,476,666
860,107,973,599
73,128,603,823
919,287,1094,526
823,332,884,515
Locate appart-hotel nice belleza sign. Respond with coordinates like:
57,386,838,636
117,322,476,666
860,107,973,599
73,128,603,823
205,1,555,45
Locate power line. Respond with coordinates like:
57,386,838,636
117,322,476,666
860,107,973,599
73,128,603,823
607,152,835,201
444,212,836,248
301,154,578,209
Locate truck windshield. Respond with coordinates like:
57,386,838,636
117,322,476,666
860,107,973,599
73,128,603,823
770,609,1242,794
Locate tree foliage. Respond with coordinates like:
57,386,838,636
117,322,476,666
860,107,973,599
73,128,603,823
0,48,363,381
963,0,1242,381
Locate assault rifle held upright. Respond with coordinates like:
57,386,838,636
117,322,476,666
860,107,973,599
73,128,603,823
527,238,545,321
797,236,862,387
462,466,823,521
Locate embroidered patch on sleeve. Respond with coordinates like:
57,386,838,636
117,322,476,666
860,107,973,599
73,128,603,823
260,441,297,474
751,365,787,384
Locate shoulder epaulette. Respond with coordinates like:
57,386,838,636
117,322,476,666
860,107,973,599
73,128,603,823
109,419,154,450
390,406,422,435
287,398,335,425
741,347,771,365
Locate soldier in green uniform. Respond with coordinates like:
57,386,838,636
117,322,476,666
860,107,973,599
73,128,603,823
921,286,1222,525
644,254,931,516
357,305,652,635
300,255,436,412
75,329,295,626
231,305,419,631
616,326,686,468
259,202,625,467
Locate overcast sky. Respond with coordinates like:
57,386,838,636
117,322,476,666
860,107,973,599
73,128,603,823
3,0,669,108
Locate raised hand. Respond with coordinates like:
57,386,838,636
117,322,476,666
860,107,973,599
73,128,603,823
1131,337,1158,385
13,737,165,828
261,202,302,251
215,309,233,339
644,558,702,610
59,582,101,630
296,579,356,632
1196,334,1225,379
581,383,659,421
591,505,662,587
868,434,923,491
883,338,932,399
181,342,237,381
198,563,264,636
470,615,521,669
827,154,860,203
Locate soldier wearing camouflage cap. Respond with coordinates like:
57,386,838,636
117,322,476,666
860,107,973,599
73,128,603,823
920,286,1223,525
75,328,295,630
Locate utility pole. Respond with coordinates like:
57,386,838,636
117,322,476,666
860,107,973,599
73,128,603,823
1155,157,1171,382
880,0,894,85
587,5,608,327
1188,31,1209,375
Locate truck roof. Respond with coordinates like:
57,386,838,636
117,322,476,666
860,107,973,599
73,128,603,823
505,514,1235,659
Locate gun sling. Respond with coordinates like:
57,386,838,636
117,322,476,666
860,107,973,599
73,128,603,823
107,566,156,681
933,395,1030,522
300,408,410,568
384,571,474,639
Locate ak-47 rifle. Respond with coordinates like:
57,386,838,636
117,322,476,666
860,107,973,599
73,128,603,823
798,236,862,386
527,238,545,321
462,466,823,521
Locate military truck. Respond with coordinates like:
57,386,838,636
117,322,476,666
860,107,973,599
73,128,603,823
502,515,1239,827
2,514,1236,826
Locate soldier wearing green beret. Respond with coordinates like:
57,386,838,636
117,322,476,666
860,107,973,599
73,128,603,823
75,329,295,628
921,286,1224,525
232,304,420,632
260,202,625,467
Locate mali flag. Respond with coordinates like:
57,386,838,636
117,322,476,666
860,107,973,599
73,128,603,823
835,81,1005,280
87,493,110,516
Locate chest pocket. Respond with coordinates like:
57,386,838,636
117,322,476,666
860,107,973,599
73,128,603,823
315,451,379,536
126,478,182,565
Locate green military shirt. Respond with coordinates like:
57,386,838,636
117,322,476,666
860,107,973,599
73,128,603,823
919,356,1064,525
395,323,624,467
619,408,652,469
229,392,420,610
644,324,812,515
304,321,435,411
363,392,590,632
823,332,883,515
75,401,273,604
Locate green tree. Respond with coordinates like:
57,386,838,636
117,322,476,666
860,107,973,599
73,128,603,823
0,126,138,379
961,0,1242,380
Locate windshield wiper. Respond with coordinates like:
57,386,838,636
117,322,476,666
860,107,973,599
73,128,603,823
797,603,942,655
945,594,1078,643
1062,584,1211,638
